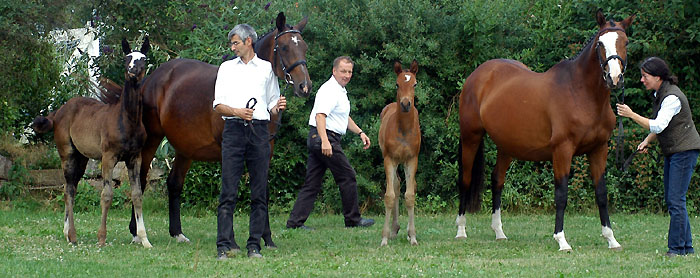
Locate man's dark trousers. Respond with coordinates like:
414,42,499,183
287,127,362,228
217,119,270,253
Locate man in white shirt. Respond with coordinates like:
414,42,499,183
213,23,286,260
286,56,375,230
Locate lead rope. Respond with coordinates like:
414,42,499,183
613,81,638,172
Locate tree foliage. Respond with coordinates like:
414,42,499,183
4,0,700,214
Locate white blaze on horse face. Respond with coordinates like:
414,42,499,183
599,32,622,85
127,52,146,71
404,74,411,82
291,36,299,46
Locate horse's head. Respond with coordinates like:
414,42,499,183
273,12,312,97
122,37,150,82
594,10,635,89
394,60,418,113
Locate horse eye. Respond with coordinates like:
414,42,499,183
413,82,417,88
395,83,399,89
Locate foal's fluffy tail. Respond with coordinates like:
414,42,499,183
32,112,55,134
457,137,485,214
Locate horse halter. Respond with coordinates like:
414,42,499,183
595,27,628,87
273,29,307,84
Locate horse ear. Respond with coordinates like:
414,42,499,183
595,8,606,27
410,59,419,75
140,37,150,55
394,61,403,75
276,12,286,31
620,14,635,30
295,16,308,32
122,38,131,55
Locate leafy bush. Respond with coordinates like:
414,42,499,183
6,0,700,214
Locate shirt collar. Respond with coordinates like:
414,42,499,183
234,54,261,66
328,75,347,94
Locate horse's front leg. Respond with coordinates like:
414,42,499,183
166,154,193,243
381,157,399,246
404,157,418,246
127,156,152,248
98,154,117,247
552,145,574,251
588,146,622,250
491,152,512,240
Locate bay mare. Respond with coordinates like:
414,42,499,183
456,10,634,251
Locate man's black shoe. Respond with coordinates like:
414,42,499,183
665,251,679,258
217,248,239,261
248,248,263,258
347,218,375,228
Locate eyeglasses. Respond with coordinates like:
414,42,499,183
227,40,244,48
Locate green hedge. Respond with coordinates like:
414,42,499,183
8,0,700,214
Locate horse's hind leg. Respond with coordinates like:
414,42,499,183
98,154,117,247
552,145,574,251
61,151,88,244
127,156,152,248
381,157,399,246
456,134,485,239
588,146,621,250
491,152,512,240
404,157,418,245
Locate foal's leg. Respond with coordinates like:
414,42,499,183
131,134,160,242
404,156,418,246
127,156,152,248
61,151,89,244
381,157,399,246
552,145,574,251
588,147,622,250
98,154,117,247
491,152,512,240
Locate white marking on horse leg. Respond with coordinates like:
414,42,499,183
174,234,190,243
136,213,152,248
455,214,467,239
553,231,572,251
63,217,70,243
601,226,621,250
491,209,507,240
131,235,142,244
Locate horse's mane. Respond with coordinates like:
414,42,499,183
96,77,122,104
569,31,598,61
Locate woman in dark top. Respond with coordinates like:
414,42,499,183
617,56,700,257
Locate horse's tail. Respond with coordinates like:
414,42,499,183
457,137,485,214
32,112,55,134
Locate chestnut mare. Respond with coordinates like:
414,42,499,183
456,11,634,251
33,38,152,248
132,12,311,246
379,60,421,246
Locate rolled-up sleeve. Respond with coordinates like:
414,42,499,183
213,62,229,110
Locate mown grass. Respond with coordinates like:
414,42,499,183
1,202,698,277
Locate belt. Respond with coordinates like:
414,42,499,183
226,118,270,125
310,126,342,137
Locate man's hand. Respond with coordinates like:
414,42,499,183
273,96,287,115
360,132,370,149
321,139,332,157
236,108,254,121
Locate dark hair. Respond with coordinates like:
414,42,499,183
640,57,678,85
333,56,354,69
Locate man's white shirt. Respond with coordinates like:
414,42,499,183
309,76,351,135
213,55,280,120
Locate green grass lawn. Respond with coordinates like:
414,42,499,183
1,204,699,277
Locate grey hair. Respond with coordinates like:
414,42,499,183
227,24,258,43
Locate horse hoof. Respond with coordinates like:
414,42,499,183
131,236,142,244
380,239,388,246
496,237,508,241
455,235,467,240
559,248,572,252
409,238,418,246
141,240,153,248
174,234,190,243
609,246,623,251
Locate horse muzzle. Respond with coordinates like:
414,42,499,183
605,73,624,89
400,99,412,112
294,80,312,97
